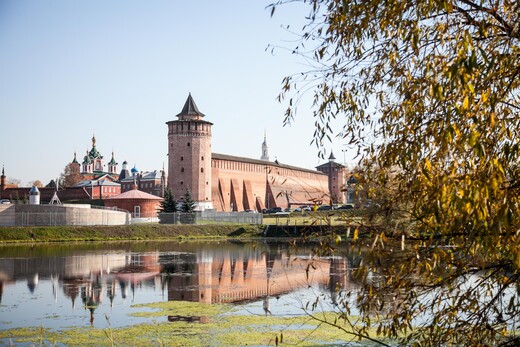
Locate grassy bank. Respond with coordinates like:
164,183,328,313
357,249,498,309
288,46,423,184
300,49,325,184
0,224,266,243
0,209,392,243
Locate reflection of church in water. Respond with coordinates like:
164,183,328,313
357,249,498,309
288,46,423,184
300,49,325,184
0,247,352,324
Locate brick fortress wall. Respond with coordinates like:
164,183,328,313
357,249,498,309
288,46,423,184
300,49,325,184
211,154,329,212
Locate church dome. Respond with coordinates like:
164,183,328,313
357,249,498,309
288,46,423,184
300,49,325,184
108,152,117,165
89,147,102,159
83,151,92,164
88,135,103,159
29,186,40,195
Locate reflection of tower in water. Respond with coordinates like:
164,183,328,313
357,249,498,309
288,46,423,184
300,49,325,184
81,272,103,326
107,280,116,307
263,252,276,315
328,257,348,306
27,273,39,293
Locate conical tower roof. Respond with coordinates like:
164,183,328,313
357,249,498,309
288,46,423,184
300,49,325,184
175,93,205,119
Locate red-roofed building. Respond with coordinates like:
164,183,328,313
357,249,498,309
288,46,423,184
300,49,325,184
104,186,163,219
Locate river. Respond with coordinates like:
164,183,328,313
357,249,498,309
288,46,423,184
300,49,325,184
0,240,355,332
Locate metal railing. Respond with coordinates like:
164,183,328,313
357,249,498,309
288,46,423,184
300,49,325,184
159,211,263,225
0,210,130,226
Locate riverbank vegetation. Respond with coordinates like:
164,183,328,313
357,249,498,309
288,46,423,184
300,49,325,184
0,224,265,243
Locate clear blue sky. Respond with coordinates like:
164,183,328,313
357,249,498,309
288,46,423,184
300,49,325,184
0,0,355,186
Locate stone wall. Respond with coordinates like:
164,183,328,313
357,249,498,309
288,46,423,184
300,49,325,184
211,155,330,212
0,204,130,226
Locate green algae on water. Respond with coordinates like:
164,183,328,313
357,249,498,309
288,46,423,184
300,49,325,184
0,301,391,346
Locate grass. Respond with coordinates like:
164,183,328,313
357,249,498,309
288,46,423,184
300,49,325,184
0,224,265,243
0,211,375,243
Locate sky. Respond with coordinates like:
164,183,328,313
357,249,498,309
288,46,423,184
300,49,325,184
0,0,356,186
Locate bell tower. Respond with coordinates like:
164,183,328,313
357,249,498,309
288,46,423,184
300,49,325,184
166,94,213,210
261,130,269,161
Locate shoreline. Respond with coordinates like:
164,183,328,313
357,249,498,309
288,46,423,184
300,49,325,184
0,223,355,243
0,224,266,243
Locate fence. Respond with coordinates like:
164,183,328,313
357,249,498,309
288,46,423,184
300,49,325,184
0,204,130,226
159,211,263,225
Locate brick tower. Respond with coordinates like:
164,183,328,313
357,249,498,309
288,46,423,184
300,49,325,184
316,151,347,205
166,94,213,210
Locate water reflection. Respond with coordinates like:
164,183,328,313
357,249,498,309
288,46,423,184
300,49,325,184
0,241,352,330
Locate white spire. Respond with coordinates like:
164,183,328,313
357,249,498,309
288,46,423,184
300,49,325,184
261,130,269,161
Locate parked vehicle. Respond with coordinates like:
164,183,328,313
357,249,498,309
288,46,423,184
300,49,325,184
337,204,354,210
317,205,333,211
293,207,302,212
301,206,312,212
283,207,292,212
264,207,282,214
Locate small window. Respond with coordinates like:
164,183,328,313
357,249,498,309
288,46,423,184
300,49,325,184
170,143,173,147
187,142,190,147
134,206,140,218
201,156,204,161
181,156,184,161
180,181,184,185
181,167,184,173
201,168,204,173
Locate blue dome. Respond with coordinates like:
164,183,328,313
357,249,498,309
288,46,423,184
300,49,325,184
131,165,139,173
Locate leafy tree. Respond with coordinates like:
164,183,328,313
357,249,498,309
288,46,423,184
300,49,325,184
270,0,520,346
180,190,195,213
61,163,82,187
160,189,178,213
6,177,20,186
29,180,43,188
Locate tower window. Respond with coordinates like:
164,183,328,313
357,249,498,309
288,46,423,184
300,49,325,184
180,181,184,185
187,142,191,147
181,167,184,173
181,156,184,161
201,168,204,173
201,156,204,161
